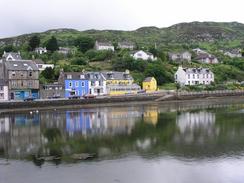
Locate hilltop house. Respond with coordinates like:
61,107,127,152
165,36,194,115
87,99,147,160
195,53,219,64
2,51,22,61
3,60,40,100
142,77,157,92
33,59,54,72
168,51,192,62
58,47,72,55
192,48,208,55
131,50,156,61
101,70,141,95
95,41,114,51
59,71,89,98
35,47,47,55
224,49,242,58
118,41,135,50
174,66,214,86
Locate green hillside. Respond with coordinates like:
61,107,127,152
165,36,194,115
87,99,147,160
0,21,244,90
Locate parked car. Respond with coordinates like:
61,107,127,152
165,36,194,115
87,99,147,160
83,94,96,99
23,96,36,101
48,94,61,99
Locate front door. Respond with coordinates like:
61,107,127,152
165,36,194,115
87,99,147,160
10,92,14,100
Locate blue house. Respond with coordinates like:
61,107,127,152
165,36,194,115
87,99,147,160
61,72,89,98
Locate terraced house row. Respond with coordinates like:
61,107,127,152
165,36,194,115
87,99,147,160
57,69,142,98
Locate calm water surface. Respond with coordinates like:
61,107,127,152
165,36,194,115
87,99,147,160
1,99,244,183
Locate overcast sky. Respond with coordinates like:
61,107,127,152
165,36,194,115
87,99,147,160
0,0,244,38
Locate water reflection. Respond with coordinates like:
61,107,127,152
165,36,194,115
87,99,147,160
0,102,244,163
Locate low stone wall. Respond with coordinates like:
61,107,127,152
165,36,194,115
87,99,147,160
0,90,243,110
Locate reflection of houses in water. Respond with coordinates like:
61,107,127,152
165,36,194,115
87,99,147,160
40,111,66,135
177,111,216,133
176,111,219,144
65,107,143,136
0,116,10,156
0,114,41,158
143,106,158,126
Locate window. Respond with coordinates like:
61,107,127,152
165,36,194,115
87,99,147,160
203,74,205,78
99,81,102,86
0,86,3,91
67,75,72,79
75,81,79,87
188,74,190,79
12,71,16,77
206,74,209,78
80,75,84,79
69,82,72,87
81,82,85,87
175,74,177,79
29,71,32,77
197,74,199,79
193,74,195,79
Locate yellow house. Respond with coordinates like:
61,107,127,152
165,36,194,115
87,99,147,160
102,70,141,95
142,77,157,92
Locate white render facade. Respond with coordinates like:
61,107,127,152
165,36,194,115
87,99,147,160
131,50,156,61
175,66,214,86
0,85,8,101
95,41,114,51
36,63,54,71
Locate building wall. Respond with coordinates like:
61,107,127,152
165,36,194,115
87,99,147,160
65,80,89,98
143,78,157,92
175,67,214,86
88,80,107,95
40,85,64,99
37,64,54,71
132,51,154,60
0,86,8,101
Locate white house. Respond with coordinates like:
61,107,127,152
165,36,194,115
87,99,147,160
195,53,219,64
131,50,156,61
95,41,114,51
35,47,47,54
192,48,208,55
224,49,242,58
86,72,107,96
0,79,8,101
58,47,72,55
33,59,54,72
174,66,214,86
118,41,135,50
168,51,191,62
2,51,22,61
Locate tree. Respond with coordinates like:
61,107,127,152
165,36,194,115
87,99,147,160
75,36,95,53
28,35,40,51
46,36,59,52
40,67,55,81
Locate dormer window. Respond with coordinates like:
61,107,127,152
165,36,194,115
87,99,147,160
80,75,84,79
67,75,72,79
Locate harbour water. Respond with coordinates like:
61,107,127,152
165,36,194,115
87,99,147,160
1,99,244,183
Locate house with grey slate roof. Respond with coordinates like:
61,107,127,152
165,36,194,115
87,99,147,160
175,66,214,86
2,51,22,61
3,60,40,100
168,51,192,62
118,41,135,50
